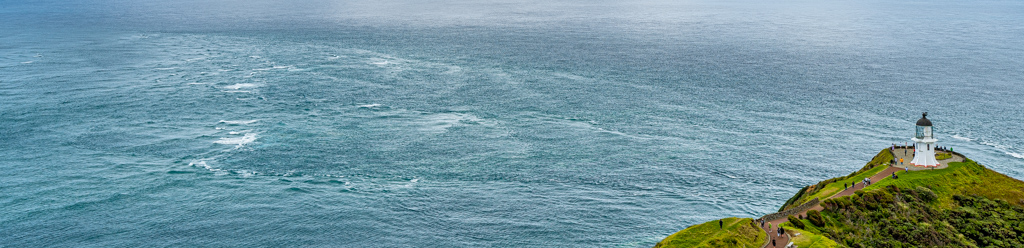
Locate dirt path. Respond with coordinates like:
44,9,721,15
756,149,965,247
759,219,790,248
760,166,904,247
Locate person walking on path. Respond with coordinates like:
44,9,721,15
772,238,776,247
844,183,847,190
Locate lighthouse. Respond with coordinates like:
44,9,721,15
910,112,940,167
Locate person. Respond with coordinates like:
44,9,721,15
772,238,776,247
844,183,847,190
719,219,723,229
900,158,903,165
906,167,909,173
768,222,772,232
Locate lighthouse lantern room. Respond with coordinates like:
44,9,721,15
910,112,940,167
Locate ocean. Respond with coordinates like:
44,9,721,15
2,0,1023,246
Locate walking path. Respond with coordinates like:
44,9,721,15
757,148,965,247
758,166,901,247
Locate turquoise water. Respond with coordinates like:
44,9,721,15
2,0,1023,246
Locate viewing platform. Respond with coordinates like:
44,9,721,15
890,146,964,171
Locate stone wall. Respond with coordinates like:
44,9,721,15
760,198,819,222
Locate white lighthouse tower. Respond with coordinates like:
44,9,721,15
910,112,940,167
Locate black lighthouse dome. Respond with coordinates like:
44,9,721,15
916,112,933,126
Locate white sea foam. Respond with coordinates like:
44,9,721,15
358,103,382,108
214,133,258,148
1008,152,1024,159
155,67,177,70
981,141,1009,149
951,134,973,141
219,120,258,125
974,139,1024,160
189,160,218,171
252,65,290,71
415,113,483,133
21,61,32,64
223,83,257,89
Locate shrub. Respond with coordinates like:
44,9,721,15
787,215,805,229
807,210,825,227
917,186,937,203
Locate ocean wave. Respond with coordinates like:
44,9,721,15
189,160,218,171
223,83,257,90
975,140,1023,160
218,120,258,125
1008,152,1024,159
980,141,1009,150
214,133,258,148
414,113,483,133
252,65,290,71
951,134,973,141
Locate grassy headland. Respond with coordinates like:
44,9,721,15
653,217,765,248
780,220,839,248
779,149,894,211
656,149,1024,248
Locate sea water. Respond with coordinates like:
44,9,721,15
2,0,1023,246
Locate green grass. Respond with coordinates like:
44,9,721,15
781,149,894,210
799,164,888,204
864,159,1024,208
780,220,839,248
935,152,952,160
799,157,1024,247
654,217,765,248
655,149,1024,248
